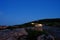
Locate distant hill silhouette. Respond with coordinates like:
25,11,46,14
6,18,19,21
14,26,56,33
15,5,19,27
13,18,60,28
0,18,60,30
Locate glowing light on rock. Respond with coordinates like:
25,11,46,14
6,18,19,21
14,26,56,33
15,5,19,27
35,24,43,27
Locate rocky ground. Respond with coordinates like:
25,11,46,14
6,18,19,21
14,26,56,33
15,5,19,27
0,28,28,40
43,26,60,40
0,26,60,40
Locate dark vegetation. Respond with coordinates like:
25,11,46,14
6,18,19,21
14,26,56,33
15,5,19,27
0,18,60,30
13,18,60,28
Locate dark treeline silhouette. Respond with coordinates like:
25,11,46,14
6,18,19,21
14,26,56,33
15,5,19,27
0,18,60,30
14,18,60,27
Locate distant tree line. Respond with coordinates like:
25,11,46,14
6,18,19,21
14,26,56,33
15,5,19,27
0,18,60,30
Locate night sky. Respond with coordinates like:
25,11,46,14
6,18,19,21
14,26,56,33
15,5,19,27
0,0,60,25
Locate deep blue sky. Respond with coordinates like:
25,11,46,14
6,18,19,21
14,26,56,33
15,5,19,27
0,0,60,25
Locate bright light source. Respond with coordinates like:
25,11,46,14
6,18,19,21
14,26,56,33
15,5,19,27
35,24,43,27
31,23,35,25
38,24,43,26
